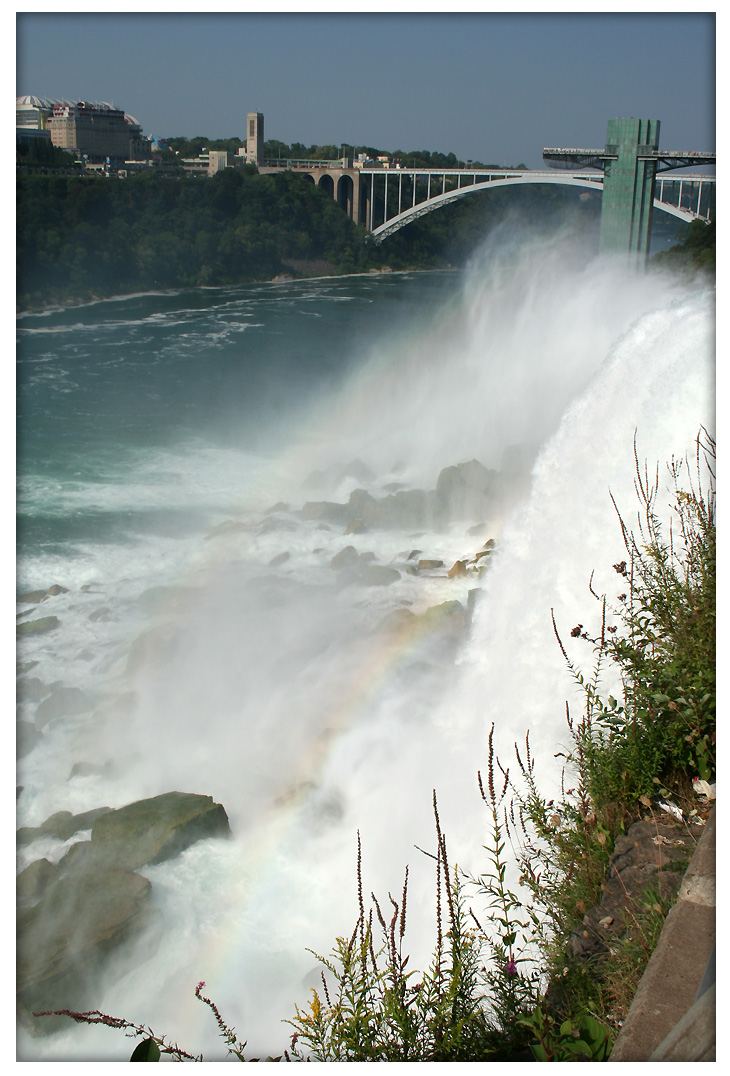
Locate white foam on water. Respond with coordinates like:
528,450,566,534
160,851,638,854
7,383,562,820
17,235,714,1060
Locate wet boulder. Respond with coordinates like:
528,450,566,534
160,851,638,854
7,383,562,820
378,488,432,529
17,867,159,1032
17,807,112,848
90,791,231,871
331,545,361,572
435,459,498,522
17,677,48,704
17,859,59,907
17,721,41,760
302,500,348,524
419,600,467,634
359,565,400,587
35,686,93,728
448,560,468,578
16,584,69,605
346,489,380,527
16,616,60,637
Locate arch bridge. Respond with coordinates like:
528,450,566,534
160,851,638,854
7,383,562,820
259,119,714,263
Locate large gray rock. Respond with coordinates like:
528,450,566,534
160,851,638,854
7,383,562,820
17,721,41,760
16,584,68,605
347,488,380,526
35,686,93,728
16,677,48,704
90,791,231,871
17,859,59,906
16,616,60,637
17,792,232,1033
331,545,361,572
359,565,401,587
302,500,348,524
434,459,498,522
17,807,112,847
17,867,159,1032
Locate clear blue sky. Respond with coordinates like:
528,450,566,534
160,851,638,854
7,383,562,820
16,10,715,168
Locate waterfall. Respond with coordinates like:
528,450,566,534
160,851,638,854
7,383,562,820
17,232,714,1060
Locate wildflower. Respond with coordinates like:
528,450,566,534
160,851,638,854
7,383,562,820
196,981,206,991
505,958,517,977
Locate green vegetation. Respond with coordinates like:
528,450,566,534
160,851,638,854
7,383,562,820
16,139,79,171
35,431,715,1060
17,148,599,310
652,217,715,274
260,138,524,170
16,169,381,308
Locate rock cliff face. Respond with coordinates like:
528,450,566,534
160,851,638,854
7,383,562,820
301,458,502,534
17,792,230,1034
569,815,702,963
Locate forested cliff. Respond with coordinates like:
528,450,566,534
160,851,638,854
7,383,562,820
17,166,599,310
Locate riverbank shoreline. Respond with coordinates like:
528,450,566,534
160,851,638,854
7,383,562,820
15,265,450,318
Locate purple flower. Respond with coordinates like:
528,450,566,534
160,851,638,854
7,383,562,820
505,959,517,977
197,981,206,991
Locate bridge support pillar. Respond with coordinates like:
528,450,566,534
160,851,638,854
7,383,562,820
599,118,660,264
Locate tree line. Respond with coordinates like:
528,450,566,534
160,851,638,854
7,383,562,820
17,161,601,310
156,136,525,170
17,168,385,308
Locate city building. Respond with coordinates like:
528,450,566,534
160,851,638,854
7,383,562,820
16,96,151,165
16,94,54,152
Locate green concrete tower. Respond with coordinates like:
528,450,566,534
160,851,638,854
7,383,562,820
599,118,660,263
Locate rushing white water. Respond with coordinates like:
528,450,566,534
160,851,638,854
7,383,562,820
17,232,714,1060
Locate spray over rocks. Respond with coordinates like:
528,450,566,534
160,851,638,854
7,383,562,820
17,234,714,1059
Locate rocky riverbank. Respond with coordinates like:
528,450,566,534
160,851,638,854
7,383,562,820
18,450,519,1040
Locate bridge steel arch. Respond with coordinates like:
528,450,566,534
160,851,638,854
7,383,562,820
370,172,712,243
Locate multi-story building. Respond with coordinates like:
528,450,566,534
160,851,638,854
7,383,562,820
16,94,54,152
17,97,151,164
47,100,151,163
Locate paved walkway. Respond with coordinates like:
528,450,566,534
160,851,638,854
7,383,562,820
609,807,715,1062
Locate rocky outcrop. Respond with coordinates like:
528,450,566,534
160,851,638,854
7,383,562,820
34,686,93,729
302,500,349,525
299,457,502,534
17,791,231,1033
88,791,231,871
17,858,59,906
17,584,69,605
17,721,41,760
17,868,159,1032
569,816,703,962
434,459,498,523
17,807,112,848
359,564,401,587
16,616,60,636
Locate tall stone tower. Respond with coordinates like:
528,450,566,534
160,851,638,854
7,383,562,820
246,111,264,166
599,118,660,263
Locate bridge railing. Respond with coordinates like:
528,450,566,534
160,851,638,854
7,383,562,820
262,158,350,169
655,174,715,220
